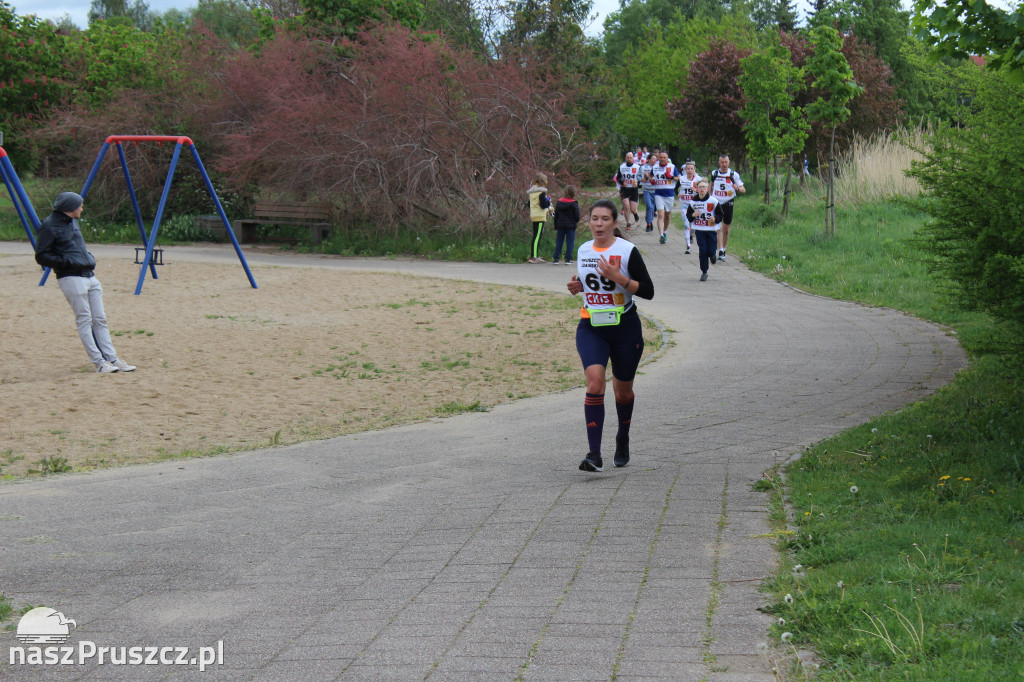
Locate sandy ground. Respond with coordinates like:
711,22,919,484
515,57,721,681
0,251,658,477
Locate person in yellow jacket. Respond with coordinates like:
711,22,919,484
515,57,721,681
527,172,553,263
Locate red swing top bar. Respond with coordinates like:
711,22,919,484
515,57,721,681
0,147,8,158
105,135,195,146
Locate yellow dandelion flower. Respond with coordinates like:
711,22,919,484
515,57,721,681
938,483,944,487
963,478,971,481
939,475,950,481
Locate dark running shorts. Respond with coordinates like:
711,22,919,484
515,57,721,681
576,307,645,382
721,200,735,224
619,187,640,202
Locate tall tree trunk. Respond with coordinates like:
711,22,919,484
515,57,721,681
763,156,770,204
752,164,758,185
799,155,805,187
828,126,837,236
783,152,793,218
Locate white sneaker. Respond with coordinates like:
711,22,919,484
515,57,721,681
111,358,136,372
96,360,119,373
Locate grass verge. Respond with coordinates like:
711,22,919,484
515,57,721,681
730,190,1024,679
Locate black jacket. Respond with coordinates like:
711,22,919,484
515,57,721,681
34,211,96,278
552,198,581,230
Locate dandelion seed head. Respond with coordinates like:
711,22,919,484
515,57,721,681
793,564,803,572
850,485,859,494
757,642,769,652
837,580,845,589
784,593,794,604
781,632,793,642
871,428,878,433
778,617,786,626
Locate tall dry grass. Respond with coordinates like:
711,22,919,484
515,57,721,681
833,127,927,205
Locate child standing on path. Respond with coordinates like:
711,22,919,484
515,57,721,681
527,173,552,263
551,185,581,264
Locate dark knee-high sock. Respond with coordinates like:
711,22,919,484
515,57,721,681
616,393,635,439
585,392,605,454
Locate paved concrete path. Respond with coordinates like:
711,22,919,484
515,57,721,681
0,233,964,681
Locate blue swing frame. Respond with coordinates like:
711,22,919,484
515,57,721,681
0,146,43,248
23,135,257,295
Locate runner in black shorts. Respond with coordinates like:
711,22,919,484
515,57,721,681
567,199,655,472
719,200,735,226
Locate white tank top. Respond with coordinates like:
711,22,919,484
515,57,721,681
576,237,635,318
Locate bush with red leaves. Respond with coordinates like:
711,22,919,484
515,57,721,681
666,39,752,166
211,24,591,238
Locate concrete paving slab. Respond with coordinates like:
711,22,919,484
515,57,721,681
0,235,965,680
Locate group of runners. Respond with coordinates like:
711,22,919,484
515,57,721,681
616,149,745,272
563,149,746,472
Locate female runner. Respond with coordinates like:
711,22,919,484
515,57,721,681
567,199,655,471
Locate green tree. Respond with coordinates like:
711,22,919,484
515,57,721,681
299,0,424,32
602,0,728,65
497,0,593,59
908,68,1024,336
189,0,259,48
806,24,862,236
738,38,807,214
899,37,977,123
420,0,487,54
65,18,182,107
749,0,797,32
615,12,756,152
912,0,1024,81
88,0,156,31
0,1,66,169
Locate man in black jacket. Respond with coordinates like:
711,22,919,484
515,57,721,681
34,192,136,373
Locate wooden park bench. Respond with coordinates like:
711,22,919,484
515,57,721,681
233,201,333,245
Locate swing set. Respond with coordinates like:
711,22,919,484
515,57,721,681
1,135,257,294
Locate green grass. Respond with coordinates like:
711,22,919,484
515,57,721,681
730,190,1024,679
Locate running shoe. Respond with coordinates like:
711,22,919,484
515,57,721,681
633,212,639,222
579,453,604,472
685,247,691,254
613,436,630,467
646,224,653,232
551,260,561,265
95,360,119,373
659,233,666,244
564,260,573,265
710,253,717,265
111,358,136,372
719,253,727,262
700,272,708,281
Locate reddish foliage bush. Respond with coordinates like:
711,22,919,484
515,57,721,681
666,39,752,165
211,24,592,237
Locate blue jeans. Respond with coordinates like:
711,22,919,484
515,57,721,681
643,190,656,226
553,229,576,262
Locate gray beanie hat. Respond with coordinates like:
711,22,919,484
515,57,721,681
54,192,84,213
